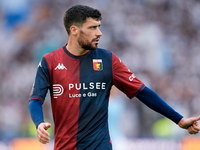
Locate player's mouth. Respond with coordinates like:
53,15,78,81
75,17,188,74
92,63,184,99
92,38,100,44
94,41,99,44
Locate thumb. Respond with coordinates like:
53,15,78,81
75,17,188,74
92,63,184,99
44,123,51,130
190,116,200,122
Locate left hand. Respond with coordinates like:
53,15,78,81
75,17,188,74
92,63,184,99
178,116,200,134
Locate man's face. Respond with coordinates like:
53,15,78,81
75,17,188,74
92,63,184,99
77,18,102,50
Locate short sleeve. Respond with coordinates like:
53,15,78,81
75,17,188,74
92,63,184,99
112,53,145,99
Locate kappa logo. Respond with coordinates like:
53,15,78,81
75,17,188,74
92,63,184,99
38,61,42,67
55,63,67,70
53,84,64,98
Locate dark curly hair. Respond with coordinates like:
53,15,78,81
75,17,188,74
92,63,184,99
63,5,102,35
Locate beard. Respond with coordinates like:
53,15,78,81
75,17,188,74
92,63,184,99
78,31,99,50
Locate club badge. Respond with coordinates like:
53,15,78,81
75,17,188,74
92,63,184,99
93,59,103,71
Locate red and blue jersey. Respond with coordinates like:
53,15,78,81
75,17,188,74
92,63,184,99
30,46,145,150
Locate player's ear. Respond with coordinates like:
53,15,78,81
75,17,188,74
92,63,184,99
70,25,79,35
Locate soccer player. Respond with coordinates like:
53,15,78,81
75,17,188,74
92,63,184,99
28,5,200,150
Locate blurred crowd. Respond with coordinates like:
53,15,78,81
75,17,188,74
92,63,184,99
0,0,200,147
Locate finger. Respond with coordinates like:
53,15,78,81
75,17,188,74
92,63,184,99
188,129,195,134
195,121,200,127
189,130,199,134
37,132,50,144
44,123,51,130
37,135,50,144
38,125,50,136
188,126,194,134
37,129,50,141
37,132,50,141
193,122,200,131
37,128,50,142
39,138,50,144
191,116,200,122
188,126,199,134
39,137,50,144
191,125,199,133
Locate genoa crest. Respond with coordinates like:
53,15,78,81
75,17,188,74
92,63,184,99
93,59,103,71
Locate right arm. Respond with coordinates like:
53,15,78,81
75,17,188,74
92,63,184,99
28,57,51,143
28,100,51,144
28,99,44,128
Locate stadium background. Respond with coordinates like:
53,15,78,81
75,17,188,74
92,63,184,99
0,0,200,149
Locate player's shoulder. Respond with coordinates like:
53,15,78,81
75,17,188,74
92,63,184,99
43,46,64,59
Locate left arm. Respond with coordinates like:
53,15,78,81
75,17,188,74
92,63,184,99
136,86,183,124
111,53,200,134
136,86,200,134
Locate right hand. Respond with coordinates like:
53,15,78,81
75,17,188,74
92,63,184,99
37,122,51,144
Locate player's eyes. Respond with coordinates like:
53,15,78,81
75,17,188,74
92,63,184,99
89,25,101,30
90,26,96,29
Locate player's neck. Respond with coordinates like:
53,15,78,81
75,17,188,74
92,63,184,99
66,41,89,56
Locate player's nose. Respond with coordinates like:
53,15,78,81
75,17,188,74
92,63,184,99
96,28,102,37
